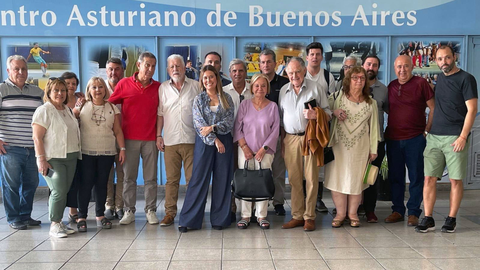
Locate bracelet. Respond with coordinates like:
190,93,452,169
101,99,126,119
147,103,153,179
157,135,162,137
241,144,247,149
120,147,126,151
459,135,467,141
35,154,45,158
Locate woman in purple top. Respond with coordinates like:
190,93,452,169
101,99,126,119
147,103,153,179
233,73,280,229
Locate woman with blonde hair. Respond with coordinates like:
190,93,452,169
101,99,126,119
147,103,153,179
178,65,235,233
74,77,125,232
233,73,280,229
32,77,81,238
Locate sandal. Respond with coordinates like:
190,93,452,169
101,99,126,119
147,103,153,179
350,219,361,228
258,219,270,229
77,220,87,232
236,219,250,229
97,218,112,229
331,219,344,228
68,214,78,224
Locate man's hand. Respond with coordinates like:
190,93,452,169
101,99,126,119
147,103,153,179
0,139,7,155
451,136,467,152
303,104,317,119
156,137,165,152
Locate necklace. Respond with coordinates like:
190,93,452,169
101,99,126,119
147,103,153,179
347,94,362,105
252,99,266,111
91,104,106,126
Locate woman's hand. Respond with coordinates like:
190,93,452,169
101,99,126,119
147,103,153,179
255,148,266,162
369,153,378,163
75,97,86,108
242,145,254,160
215,138,225,153
200,125,213,137
36,158,52,176
118,149,126,165
333,109,347,121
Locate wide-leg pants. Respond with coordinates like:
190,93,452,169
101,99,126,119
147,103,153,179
179,134,234,229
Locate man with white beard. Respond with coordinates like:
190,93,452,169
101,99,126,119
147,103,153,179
156,54,200,226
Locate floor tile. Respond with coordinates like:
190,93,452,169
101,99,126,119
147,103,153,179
274,260,328,270
0,240,43,251
223,248,271,261
172,248,221,261
69,249,126,262
81,239,133,250
17,250,76,263
366,247,424,259
115,261,169,270
310,236,361,248
271,249,322,260
60,262,117,270
130,239,178,250
355,236,409,248
222,260,274,270
168,260,221,270
35,239,88,251
176,237,222,249
7,262,64,270
414,246,475,258
318,247,372,260
121,249,173,261
267,237,315,249
429,258,480,270
0,251,29,264
326,259,384,270
377,259,439,270
222,237,268,249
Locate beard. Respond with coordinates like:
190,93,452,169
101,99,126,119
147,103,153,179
367,70,377,80
171,75,184,83
441,62,455,74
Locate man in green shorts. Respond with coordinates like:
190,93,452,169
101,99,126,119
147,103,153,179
416,45,478,233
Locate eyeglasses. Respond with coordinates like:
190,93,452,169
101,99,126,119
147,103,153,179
342,65,355,70
351,75,366,81
49,77,65,82
239,95,245,102
52,89,67,93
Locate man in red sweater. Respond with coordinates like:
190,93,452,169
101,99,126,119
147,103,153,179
109,51,161,225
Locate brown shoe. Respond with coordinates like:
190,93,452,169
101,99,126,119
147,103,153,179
304,219,315,231
160,215,174,227
281,218,304,229
407,215,419,226
384,212,404,223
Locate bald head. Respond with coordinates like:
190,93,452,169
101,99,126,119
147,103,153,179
394,55,413,84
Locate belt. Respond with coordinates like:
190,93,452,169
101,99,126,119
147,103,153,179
287,132,305,136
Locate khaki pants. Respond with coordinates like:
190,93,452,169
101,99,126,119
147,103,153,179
106,153,124,211
123,140,158,213
283,134,319,220
164,144,194,217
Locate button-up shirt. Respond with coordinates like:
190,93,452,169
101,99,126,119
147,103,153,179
223,82,252,120
193,91,234,146
158,77,200,146
279,79,331,134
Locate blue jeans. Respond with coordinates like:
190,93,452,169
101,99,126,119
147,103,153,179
386,134,426,217
0,146,39,224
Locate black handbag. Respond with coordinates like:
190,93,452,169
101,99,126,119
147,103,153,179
324,147,334,164
232,160,275,201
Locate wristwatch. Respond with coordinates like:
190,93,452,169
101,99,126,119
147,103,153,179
212,125,217,133
263,145,269,151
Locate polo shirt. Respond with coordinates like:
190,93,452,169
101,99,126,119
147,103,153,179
109,72,160,141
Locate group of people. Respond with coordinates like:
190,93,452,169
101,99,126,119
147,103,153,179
0,42,476,238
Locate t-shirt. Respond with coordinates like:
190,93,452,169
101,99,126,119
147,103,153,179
385,76,434,140
430,70,478,136
30,47,42,57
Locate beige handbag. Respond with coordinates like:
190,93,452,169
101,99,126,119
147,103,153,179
363,163,379,185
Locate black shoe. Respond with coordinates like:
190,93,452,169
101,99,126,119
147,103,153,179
441,216,456,233
178,226,188,233
9,222,27,230
415,217,435,233
230,212,236,222
357,204,365,215
316,200,328,213
116,209,125,220
23,218,41,226
104,209,115,220
212,225,223,230
274,204,286,216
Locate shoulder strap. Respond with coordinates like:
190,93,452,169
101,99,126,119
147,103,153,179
323,69,330,87
106,101,115,112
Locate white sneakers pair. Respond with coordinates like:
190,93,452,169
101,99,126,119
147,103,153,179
119,210,159,225
49,222,75,238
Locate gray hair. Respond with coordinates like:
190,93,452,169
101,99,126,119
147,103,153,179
6,55,27,69
137,51,156,63
287,57,306,68
259,49,276,62
166,54,185,67
228,58,247,72
343,55,360,66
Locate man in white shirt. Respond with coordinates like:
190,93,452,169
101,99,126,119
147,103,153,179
104,57,126,220
223,59,252,118
279,57,331,231
305,42,336,213
156,54,200,227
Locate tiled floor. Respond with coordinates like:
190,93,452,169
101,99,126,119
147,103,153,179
1,189,480,270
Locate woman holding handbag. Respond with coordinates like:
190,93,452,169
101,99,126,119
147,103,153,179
233,73,280,229
324,66,380,228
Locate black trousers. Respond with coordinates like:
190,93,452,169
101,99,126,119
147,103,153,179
77,154,115,219
363,141,386,213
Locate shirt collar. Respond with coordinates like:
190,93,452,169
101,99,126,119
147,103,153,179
285,80,306,93
5,78,28,90
133,72,153,86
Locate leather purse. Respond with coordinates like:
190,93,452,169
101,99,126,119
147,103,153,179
324,147,334,164
363,163,379,185
232,160,275,201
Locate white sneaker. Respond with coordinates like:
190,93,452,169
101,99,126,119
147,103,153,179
49,223,68,238
119,210,135,225
146,210,159,225
60,222,75,235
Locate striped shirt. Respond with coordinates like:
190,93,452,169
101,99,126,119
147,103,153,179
0,79,44,147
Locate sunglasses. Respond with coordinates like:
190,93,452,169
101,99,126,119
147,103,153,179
49,77,65,82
